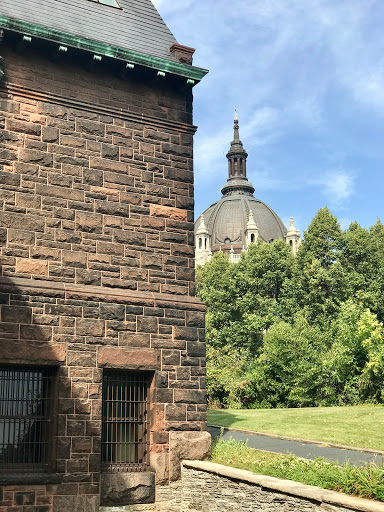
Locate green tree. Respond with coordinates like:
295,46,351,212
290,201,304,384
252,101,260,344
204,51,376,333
253,313,326,407
358,309,384,401
298,207,342,268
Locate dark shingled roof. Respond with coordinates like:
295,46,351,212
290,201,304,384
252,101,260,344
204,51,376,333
0,0,179,62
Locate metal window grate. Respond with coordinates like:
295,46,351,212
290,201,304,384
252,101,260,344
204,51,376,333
0,367,53,472
101,371,150,472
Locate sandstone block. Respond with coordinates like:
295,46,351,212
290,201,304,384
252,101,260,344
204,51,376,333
15,192,41,210
16,258,48,275
36,184,83,201
76,269,101,286
20,325,52,341
141,252,162,270
76,118,105,136
6,118,41,136
101,472,155,506
42,126,59,142
67,350,97,367
0,211,45,232
137,316,158,334
169,431,211,481
83,168,103,186
75,211,103,233
98,348,160,369
174,389,206,404
76,318,105,337
173,326,198,341
1,305,32,324
19,148,53,166
114,229,146,246
150,204,187,221
0,170,20,186
0,339,65,364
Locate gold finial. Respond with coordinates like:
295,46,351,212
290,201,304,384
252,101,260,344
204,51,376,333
234,107,238,121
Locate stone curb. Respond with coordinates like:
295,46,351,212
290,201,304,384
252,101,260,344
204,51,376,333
183,460,384,512
208,424,384,455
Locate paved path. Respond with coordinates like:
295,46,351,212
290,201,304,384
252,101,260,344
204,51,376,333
208,425,384,467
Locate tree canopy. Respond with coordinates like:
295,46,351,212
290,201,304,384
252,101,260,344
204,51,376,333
197,209,384,408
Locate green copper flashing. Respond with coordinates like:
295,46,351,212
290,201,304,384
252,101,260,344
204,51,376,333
0,15,208,83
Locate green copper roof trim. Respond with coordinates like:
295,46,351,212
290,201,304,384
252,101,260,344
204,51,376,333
0,15,208,82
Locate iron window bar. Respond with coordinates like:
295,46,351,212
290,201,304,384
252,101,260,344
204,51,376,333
0,367,53,472
101,370,150,472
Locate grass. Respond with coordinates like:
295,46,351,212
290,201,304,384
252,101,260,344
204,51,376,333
207,405,384,451
211,437,384,502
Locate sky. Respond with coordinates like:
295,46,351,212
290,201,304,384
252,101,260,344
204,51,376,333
152,0,384,234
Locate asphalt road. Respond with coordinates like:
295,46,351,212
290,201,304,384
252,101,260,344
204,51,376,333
208,425,384,467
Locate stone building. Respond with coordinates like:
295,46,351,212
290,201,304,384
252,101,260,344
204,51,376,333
195,116,301,266
0,1,210,510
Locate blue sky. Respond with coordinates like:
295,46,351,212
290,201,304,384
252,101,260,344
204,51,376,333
153,0,384,233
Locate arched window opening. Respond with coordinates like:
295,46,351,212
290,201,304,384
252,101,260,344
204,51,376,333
205,238,207,249
289,240,293,247
251,234,255,243
199,238,202,249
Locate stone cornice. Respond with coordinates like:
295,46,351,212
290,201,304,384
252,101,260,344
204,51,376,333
0,276,205,310
0,82,198,134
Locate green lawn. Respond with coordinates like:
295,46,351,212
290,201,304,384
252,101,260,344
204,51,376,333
207,406,384,451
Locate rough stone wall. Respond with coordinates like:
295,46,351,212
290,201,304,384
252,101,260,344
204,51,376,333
0,43,209,512
179,462,384,512
0,47,196,295
98,462,384,512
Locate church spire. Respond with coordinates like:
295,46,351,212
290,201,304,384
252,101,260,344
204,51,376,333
222,111,255,196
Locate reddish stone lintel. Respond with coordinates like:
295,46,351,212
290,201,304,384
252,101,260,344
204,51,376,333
98,348,160,370
169,44,195,65
0,339,66,365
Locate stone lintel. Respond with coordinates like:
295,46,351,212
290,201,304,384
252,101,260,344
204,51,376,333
98,348,160,370
0,339,66,365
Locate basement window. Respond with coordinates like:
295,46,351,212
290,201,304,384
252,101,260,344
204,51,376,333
0,367,54,472
101,370,151,472
88,0,121,8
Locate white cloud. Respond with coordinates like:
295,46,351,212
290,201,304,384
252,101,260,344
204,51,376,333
311,169,356,209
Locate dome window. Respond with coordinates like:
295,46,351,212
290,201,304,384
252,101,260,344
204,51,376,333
224,237,231,244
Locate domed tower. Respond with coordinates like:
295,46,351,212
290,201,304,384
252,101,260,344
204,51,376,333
195,113,300,265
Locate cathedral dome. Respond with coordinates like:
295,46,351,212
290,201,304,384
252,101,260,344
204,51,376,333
195,115,287,262
200,193,287,249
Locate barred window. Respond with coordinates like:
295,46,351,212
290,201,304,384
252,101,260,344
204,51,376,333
0,367,54,472
101,371,151,472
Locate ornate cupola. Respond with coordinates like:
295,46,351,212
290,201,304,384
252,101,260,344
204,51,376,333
245,210,259,248
286,217,301,254
221,110,255,196
195,214,211,266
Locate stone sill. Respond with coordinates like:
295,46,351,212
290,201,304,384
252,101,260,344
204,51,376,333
183,460,384,512
0,473,62,485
